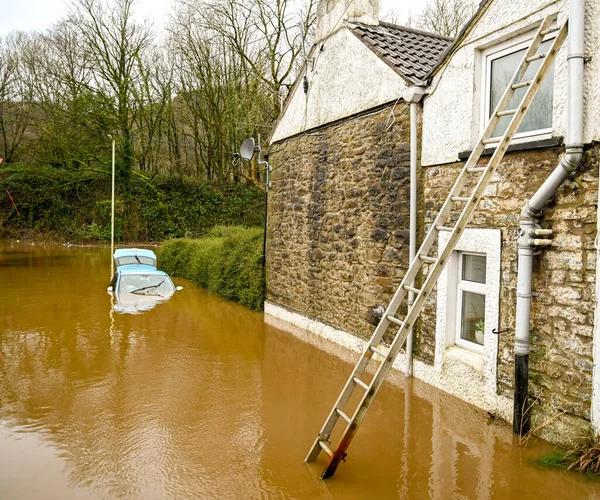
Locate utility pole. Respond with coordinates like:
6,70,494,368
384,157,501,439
109,135,116,277
257,135,272,268
237,135,271,267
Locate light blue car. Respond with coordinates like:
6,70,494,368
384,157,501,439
108,248,181,313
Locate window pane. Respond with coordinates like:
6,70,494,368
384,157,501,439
117,256,155,267
462,254,486,283
489,39,554,137
460,291,486,346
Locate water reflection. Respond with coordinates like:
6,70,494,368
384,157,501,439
111,288,174,314
0,242,599,499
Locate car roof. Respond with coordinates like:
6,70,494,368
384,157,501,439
114,248,157,260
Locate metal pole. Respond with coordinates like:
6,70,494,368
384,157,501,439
110,139,116,277
406,101,418,376
513,1,585,435
257,134,270,269
263,188,268,268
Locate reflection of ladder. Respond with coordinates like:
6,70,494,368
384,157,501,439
306,16,568,479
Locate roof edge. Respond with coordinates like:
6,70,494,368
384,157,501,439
346,23,417,84
424,0,494,80
378,21,454,41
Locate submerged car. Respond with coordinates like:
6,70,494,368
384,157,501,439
108,248,182,313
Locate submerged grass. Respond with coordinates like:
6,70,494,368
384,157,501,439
563,439,600,475
538,438,600,476
537,451,572,470
159,225,265,311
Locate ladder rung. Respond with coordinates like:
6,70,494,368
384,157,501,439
451,196,469,202
319,440,333,457
403,285,420,294
370,345,388,358
419,254,437,263
512,80,532,90
541,26,559,36
436,225,453,232
482,138,498,145
387,315,404,327
336,408,352,424
497,109,517,117
467,166,487,173
353,377,369,391
526,53,547,63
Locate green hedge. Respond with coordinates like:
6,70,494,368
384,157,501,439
0,164,263,242
159,226,265,311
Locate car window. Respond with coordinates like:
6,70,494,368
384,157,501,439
116,256,155,267
118,274,174,294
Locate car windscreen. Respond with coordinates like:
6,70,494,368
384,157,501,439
118,274,174,294
116,256,155,267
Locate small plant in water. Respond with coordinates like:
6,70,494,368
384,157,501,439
538,436,600,475
537,451,572,469
563,438,600,474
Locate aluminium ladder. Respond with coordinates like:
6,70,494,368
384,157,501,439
306,16,568,479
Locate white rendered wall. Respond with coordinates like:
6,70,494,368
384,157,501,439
421,0,600,166
315,0,378,41
270,27,407,143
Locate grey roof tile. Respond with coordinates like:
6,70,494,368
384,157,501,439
348,21,453,83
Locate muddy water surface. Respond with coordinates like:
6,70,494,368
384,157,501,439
1,243,600,499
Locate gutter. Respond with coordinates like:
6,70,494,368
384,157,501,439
513,0,585,435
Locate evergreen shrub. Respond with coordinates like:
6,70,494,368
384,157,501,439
159,225,265,311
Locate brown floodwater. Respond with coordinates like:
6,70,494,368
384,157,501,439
1,242,600,499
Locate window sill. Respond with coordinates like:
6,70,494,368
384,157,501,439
457,136,563,161
445,345,484,371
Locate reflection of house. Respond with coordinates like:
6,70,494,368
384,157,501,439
267,0,600,444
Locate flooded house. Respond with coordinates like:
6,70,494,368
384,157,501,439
266,0,600,446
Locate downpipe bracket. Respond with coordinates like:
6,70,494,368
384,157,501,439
518,223,554,248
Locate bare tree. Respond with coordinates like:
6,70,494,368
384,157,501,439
0,0,315,184
131,45,174,172
69,0,153,182
0,33,34,163
414,0,476,38
182,0,316,100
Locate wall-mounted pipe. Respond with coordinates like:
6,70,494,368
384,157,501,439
402,84,428,377
514,0,585,435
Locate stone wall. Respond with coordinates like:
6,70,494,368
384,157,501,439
419,145,599,425
267,98,599,438
267,104,412,340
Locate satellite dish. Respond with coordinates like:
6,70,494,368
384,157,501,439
240,138,255,161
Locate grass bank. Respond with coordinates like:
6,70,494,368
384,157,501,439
159,226,265,311
0,164,263,242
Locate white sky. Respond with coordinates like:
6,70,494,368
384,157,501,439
0,0,174,36
0,0,429,37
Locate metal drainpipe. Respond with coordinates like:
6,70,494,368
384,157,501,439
514,0,585,435
402,85,427,376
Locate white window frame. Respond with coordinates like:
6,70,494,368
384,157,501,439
455,252,487,353
479,28,556,145
435,229,501,394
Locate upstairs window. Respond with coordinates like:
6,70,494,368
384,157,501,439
481,31,555,142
